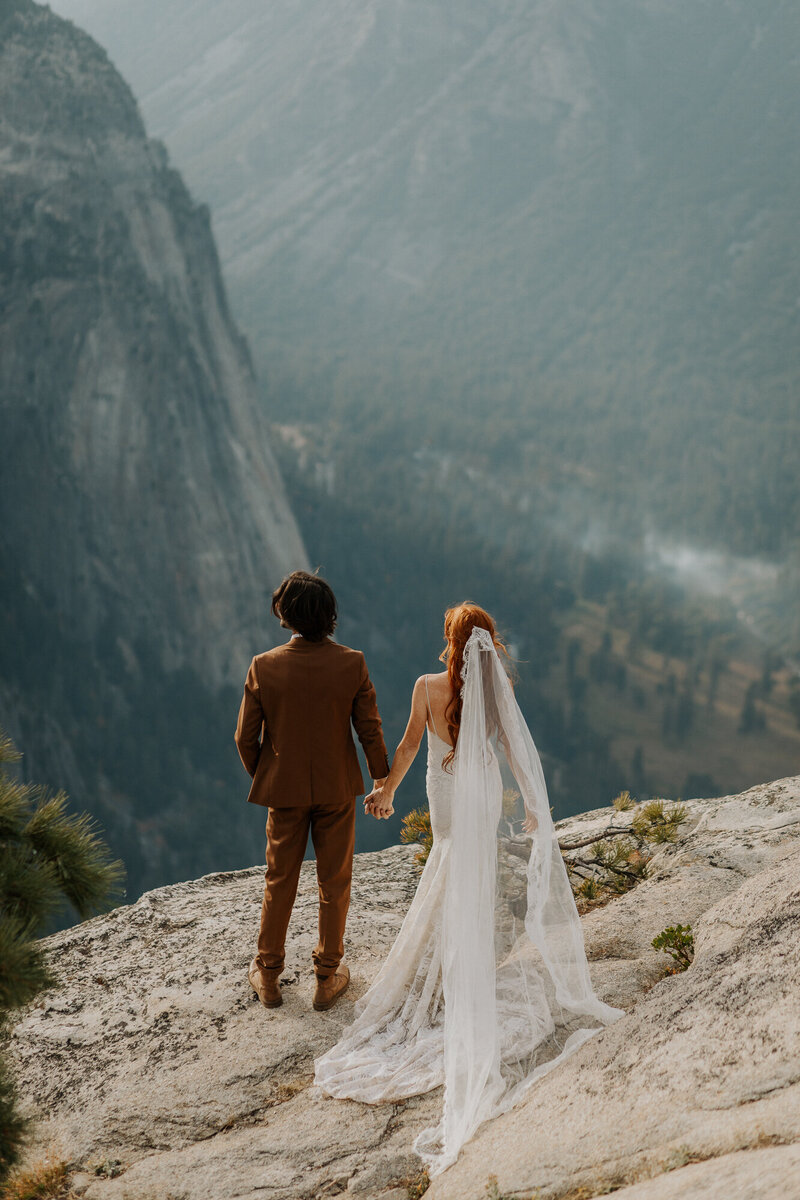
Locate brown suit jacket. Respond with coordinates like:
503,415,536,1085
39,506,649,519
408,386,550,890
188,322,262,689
235,637,390,808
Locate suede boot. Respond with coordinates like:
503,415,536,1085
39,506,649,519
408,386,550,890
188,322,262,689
312,964,350,1011
249,957,283,1008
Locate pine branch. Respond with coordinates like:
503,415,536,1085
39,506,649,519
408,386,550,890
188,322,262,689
0,779,32,840
0,843,61,934
0,1052,27,1179
0,729,123,1184
0,914,54,1011
23,793,125,918
560,791,688,909
559,826,634,852
604,862,643,884
0,733,20,768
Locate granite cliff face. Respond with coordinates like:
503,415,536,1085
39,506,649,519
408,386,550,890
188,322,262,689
0,0,307,894
8,776,800,1199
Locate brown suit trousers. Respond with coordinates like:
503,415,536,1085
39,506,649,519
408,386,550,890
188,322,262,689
259,802,355,977
235,637,390,977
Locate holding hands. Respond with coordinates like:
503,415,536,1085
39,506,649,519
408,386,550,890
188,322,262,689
364,675,431,821
365,779,394,820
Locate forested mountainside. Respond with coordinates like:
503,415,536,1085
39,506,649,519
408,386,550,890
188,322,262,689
49,0,800,556
0,0,307,901
275,428,800,859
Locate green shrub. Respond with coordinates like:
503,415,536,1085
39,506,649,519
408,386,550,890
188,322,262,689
652,924,695,971
562,791,688,910
400,807,433,871
0,731,123,1181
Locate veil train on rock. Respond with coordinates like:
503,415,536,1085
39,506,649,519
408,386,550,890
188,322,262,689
315,626,623,1174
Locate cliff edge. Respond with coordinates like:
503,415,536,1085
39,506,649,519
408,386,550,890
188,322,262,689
8,776,800,1199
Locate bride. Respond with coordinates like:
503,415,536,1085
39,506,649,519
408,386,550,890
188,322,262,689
314,603,622,1174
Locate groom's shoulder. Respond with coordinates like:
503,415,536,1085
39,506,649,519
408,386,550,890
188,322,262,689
255,644,290,662
326,641,372,679
331,640,367,662
251,640,365,664
331,639,360,654
250,644,293,675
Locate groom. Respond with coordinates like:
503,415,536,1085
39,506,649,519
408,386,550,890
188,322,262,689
235,570,392,1012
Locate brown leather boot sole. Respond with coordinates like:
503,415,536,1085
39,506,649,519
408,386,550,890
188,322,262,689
248,957,283,1008
313,964,350,1011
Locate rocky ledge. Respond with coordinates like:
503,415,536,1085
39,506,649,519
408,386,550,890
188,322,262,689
8,776,800,1200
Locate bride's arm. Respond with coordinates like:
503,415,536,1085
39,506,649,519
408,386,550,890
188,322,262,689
365,677,427,818
497,727,538,833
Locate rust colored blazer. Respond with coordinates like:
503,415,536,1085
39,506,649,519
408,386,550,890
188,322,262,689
234,637,390,809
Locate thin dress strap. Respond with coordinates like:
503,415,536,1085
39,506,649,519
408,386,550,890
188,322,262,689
424,674,442,742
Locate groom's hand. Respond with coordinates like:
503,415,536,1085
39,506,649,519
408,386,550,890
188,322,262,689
365,781,394,819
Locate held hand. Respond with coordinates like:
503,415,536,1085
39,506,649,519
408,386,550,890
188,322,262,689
364,781,382,811
365,784,394,820
523,813,538,834
365,779,387,806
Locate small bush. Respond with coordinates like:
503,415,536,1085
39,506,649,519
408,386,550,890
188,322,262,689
632,799,687,844
612,790,634,812
562,790,689,911
578,877,599,901
0,1156,74,1199
406,1168,430,1198
652,924,694,971
400,807,433,871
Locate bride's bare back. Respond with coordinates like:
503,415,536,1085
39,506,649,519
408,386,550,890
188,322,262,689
423,671,455,746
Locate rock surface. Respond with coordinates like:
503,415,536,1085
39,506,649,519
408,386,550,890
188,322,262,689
8,775,800,1199
11,844,436,1200
0,0,307,893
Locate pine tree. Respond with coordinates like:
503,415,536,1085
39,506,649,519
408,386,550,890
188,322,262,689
0,730,124,1181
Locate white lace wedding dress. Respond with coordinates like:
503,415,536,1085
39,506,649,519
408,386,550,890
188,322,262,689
314,629,622,1175
315,725,456,1103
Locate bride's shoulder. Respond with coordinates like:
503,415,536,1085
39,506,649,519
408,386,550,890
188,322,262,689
423,670,449,689
418,671,453,707
411,672,445,701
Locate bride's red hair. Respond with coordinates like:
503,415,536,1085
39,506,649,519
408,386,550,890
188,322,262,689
439,602,511,768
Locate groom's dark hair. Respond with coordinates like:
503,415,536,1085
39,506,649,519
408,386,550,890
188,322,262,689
271,569,337,642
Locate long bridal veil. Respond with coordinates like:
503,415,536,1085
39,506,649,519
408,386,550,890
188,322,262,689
423,626,623,1170
315,626,623,1175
